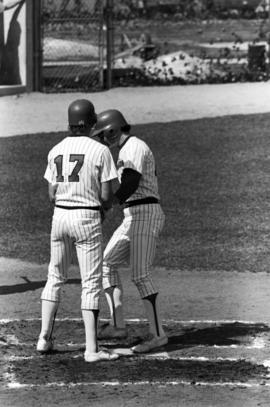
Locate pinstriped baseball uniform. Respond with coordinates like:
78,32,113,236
103,136,165,298
41,135,118,310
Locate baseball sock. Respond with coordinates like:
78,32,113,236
40,299,59,340
82,309,99,353
143,293,166,338
105,285,125,328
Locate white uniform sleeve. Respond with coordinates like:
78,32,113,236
44,151,57,185
44,152,53,183
122,141,144,174
100,147,118,183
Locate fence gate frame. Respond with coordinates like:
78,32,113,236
27,0,42,92
105,0,113,89
31,0,112,93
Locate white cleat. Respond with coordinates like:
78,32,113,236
36,337,53,353
131,335,168,354
84,349,120,363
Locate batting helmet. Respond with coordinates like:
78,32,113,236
68,99,97,127
91,109,129,139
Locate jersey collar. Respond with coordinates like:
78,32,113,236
119,135,132,150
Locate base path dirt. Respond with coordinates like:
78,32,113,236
1,256,270,324
1,82,270,137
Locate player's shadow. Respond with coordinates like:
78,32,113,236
100,322,270,354
163,322,270,351
0,277,81,295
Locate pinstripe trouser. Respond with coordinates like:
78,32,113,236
103,204,165,298
41,208,103,310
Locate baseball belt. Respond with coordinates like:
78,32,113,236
124,197,159,208
55,204,101,211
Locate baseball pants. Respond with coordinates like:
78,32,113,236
41,208,103,310
102,204,165,298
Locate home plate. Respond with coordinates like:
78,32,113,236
112,348,134,356
112,348,170,358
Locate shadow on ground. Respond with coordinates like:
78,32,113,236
0,277,81,295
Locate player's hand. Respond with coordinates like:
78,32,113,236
100,206,114,223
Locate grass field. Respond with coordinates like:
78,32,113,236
1,113,270,272
113,19,268,57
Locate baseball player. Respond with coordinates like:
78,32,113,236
36,99,119,363
91,109,168,353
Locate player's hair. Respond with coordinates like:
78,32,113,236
121,124,131,133
69,124,90,136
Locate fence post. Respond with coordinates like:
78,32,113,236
33,0,42,91
98,2,104,90
27,0,42,92
106,0,113,89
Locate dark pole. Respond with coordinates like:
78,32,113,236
34,0,42,91
0,8,4,72
106,0,113,89
27,0,42,91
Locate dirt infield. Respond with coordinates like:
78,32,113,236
2,83,270,406
2,258,270,406
2,257,270,323
1,82,270,137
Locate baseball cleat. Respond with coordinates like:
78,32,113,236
131,334,168,354
36,336,53,353
84,349,120,362
97,323,128,339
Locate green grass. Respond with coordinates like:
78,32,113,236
113,19,266,54
1,114,270,272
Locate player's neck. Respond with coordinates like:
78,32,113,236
119,133,130,147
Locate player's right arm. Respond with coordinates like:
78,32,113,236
48,183,58,204
99,146,119,212
100,180,114,211
44,149,58,204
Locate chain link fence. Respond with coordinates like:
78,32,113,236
109,1,270,87
39,1,270,91
41,0,105,92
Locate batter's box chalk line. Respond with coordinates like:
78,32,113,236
2,318,270,390
5,354,246,362
5,380,270,390
1,317,270,325
0,318,269,324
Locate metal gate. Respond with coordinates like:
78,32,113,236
41,0,105,92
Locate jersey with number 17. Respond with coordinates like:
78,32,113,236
44,136,118,207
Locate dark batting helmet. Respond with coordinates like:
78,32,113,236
68,99,97,128
91,109,130,140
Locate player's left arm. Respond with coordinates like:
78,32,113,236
99,147,119,216
100,180,115,211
